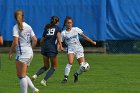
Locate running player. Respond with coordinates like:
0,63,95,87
61,16,96,83
32,16,63,86
8,10,39,93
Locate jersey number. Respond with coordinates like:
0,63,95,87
47,28,55,35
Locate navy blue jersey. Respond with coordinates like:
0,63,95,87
41,25,61,54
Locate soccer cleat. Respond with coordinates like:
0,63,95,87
33,87,39,93
40,79,46,86
61,75,68,83
74,73,78,83
61,79,67,83
32,74,37,81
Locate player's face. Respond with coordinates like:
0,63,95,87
65,19,73,30
15,11,23,22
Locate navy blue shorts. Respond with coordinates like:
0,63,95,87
41,51,58,57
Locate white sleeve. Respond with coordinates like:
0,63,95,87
75,27,83,35
13,26,19,37
30,27,35,37
61,32,64,42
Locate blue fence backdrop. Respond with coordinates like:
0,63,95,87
0,0,140,41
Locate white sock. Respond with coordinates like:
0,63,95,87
26,75,35,92
64,64,72,76
20,77,28,93
77,67,83,75
77,62,84,75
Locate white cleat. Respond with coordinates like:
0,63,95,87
33,87,39,93
32,75,37,81
40,79,46,86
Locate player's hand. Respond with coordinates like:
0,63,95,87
8,51,13,60
60,47,64,51
93,41,96,45
92,41,96,46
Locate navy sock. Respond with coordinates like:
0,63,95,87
36,67,48,76
44,68,55,81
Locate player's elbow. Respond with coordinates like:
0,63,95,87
33,38,37,45
34,37,37,43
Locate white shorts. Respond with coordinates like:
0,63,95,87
16,54,33,66
66,46,84,59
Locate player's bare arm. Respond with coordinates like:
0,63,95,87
9,36,18,60
32,35,37,49
0,35,3,45
80,33,96,45
57,32,64,51
40,37,44,46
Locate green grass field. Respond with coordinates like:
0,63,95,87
0,53,140,93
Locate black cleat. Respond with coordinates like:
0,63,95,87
74,73,78,83
61,79,67,83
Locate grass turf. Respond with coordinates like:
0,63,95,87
0,53,140,93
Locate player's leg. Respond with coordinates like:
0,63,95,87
16,58,39,93
16,61,28,93
32,55,49,80
44,55,57,81
61,53,74,83
41,55,57,86
73,57,85,83
73,47,85,83
25,75,39,93
77,57,85,74
23,56,39,93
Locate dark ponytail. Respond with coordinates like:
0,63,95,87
62,16,73,30
45,16,59,31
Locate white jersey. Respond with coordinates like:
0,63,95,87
13,22,35,57
61,27,83,48
61,27,84,59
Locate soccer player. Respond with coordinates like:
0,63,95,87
61,16,96,83
0,34,3,45
8,10,39,93
32,16,63,86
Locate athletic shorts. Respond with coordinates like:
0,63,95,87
16,54,33,66
66,46,84,59
41,51,58,57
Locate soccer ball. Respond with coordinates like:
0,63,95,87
80,62,90,72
